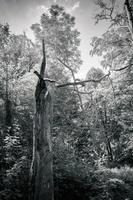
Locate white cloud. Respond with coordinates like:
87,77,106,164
72,1,80,11
67,1,80,13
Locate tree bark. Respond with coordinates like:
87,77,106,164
30,41,54,200
99,104,113,166
5,98,12,128
125,0,133,39
5,60,12,133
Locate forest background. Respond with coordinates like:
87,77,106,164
0,0,133,199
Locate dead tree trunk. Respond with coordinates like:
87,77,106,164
125,0,133,39
30,41,54,200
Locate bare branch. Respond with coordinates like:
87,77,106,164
57,58,74,73
57,72,110,88
112,65,129,71
34,69,110,90
34,71,43,80
57,57,84,111
43,78,57,82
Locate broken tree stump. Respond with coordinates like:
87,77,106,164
30,40,54,200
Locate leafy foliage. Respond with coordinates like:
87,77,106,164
31,4,82,78
1,1,133,200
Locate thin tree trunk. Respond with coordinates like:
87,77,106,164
99,104,113,165
5,61,12,131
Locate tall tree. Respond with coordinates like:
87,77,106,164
0,24,38,132
31,4,82,80
88,0,133,167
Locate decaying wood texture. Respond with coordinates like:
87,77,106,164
30,40,54,200
125,0,133,39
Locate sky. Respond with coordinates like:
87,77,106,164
0,0,110,78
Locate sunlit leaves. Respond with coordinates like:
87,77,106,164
31,4,82,77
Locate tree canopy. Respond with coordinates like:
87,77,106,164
0,2,133,200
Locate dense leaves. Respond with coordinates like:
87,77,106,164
31,4,82,78
0,2,133,200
